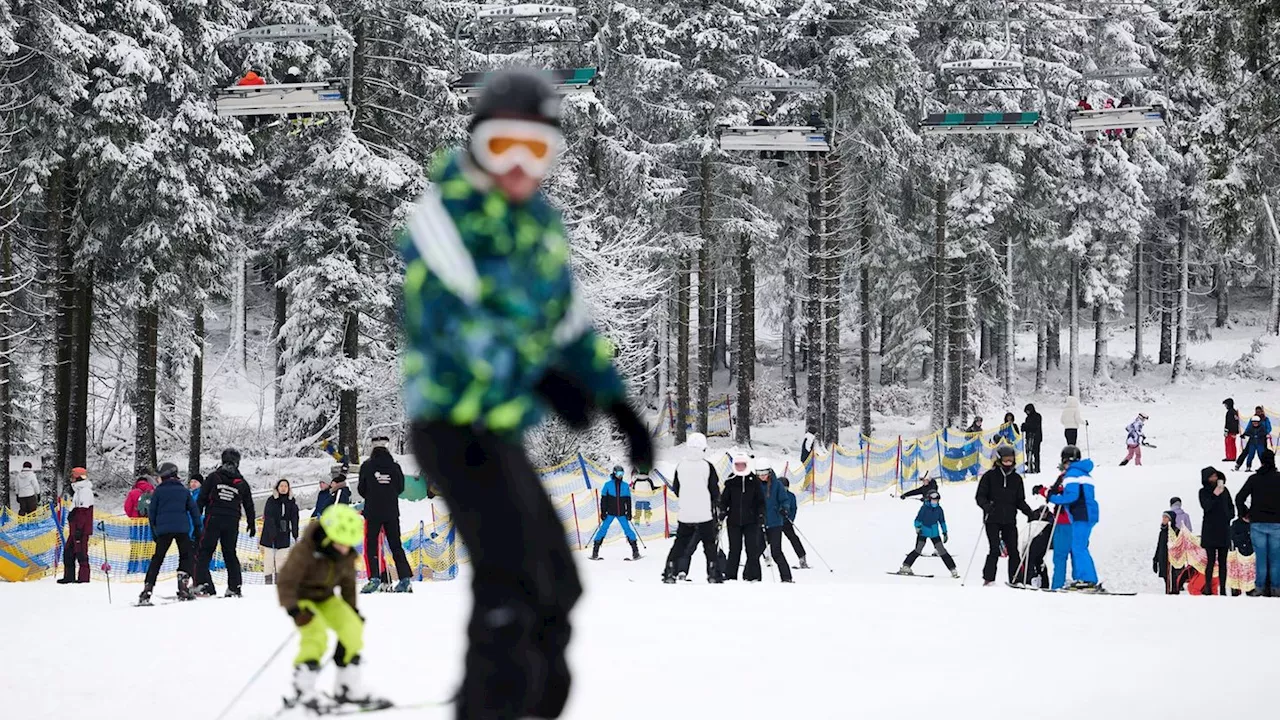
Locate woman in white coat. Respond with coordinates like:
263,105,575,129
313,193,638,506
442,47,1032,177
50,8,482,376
1061,397,1084,446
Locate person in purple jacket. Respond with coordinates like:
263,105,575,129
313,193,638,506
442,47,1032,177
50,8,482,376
1167,497,1193,532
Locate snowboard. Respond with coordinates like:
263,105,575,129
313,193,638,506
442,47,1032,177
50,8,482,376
886,571,934,578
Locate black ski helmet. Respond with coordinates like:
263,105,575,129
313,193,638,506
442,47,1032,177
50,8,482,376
158,462,180,480
469,68,562,130
995,445,1016,460
221,447,241,467
1061,445,1082,464
612,465,624,477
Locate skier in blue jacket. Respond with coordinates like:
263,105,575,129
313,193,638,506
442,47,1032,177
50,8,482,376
758,460,794,582
1048,447,1100,589
138,463,203,605
779,477,809,569
898,490,960,578
590,466,641,560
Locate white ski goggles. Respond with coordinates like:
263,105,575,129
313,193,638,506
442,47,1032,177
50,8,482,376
470,119,563,177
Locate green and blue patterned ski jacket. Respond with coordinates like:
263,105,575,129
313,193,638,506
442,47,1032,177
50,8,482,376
399,152,625,437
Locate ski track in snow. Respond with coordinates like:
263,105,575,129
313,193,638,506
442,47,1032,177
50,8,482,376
5,379,1280,718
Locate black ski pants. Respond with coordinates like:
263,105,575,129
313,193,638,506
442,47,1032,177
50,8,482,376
18,495,39,515
144,532,194,587
904,535,956,571
764,527,794,581
1026,433,1043,474
664,520,719,579
196,515,243,591
983,522,1021,584
1204,546,1229,595
411,421,579,720
364,516,413,582
725,522,763,581
782,519,806,558
1065,428,1078,446
1015,532,1051,587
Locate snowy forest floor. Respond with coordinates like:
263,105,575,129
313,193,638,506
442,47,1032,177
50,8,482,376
5,374,1280,719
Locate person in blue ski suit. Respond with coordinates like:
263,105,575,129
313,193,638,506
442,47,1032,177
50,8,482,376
1048,448,1100,589
898,490,959,578
590,466,641,560
1236,414,1269,472
757,461,794,582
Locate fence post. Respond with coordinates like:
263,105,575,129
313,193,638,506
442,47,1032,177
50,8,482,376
896,436,903,486
577,453,593,491
570,493,584,550
862,437,871,500
417,521,426,581
726,395,733,433
828,447,837,498
663,486,670,538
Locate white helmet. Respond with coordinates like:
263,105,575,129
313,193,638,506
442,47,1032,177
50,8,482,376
686,432,708,451
287,65,301,76
731,453,753,476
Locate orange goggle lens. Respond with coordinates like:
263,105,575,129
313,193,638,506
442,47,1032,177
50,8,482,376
486,135,551,159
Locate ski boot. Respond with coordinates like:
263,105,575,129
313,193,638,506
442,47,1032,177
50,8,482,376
193,583,216,597
677,571,688,581
392,578,413,593
950,569,961,579
983,581,995,587
285,662,323,712
264,574,274,586
707,574,723,584
588,541,602,561
798,556,811,570
225,586,243,599
897,565,914,576
334,659,392,710
662,574,677,584
137,585,154,606
176,571,193,601
763,554,773,567
360,578,383,594
628,540,642,561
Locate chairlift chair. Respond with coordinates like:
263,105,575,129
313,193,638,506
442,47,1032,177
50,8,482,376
452,4,600,98
716,77,833,153
921,22,1042,137
1069,66,1166,135
214,24,351,118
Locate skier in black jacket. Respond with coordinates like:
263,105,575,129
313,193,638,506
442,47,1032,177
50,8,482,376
1198,466,1235,595
195,448,255,597
901,475,939,502
720,453,765,581
358,435,413,593
1223,398,1241,463
1022,404,1044,474
1235,450,1280,596
975,445,1033,585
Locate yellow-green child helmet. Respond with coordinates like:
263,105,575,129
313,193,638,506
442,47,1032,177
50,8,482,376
320,504,364,546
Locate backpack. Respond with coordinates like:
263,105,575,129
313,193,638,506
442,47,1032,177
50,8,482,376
137,491,154,518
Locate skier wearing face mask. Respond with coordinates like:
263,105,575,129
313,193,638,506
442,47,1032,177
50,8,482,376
975,445,1033,586
589,465,642,561
719,453,765,581
895,490,960,578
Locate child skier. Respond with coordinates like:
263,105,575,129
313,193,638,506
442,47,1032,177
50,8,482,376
1120,413,1147,466
779,477,809,569
897,490,959,578
278,504,389,713
590,465,641,560
1153,510,1187,595
1049,447,1101,590
1237,415,1268,472
1014,486,1054,588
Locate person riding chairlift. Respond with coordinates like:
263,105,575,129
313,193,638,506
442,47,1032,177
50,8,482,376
236,70,267,87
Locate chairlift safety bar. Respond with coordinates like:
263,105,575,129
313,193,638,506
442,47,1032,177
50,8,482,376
1083,66,1155,80
735,77,826,93
477,4,578,21
222,24,341,46
1067,105,1167,133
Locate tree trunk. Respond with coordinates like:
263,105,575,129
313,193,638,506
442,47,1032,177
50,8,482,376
1048,321,1060,369
231,250,247,373
805,155,824,437
822,155,843,448
133,304,159,475
713,277,727,371
52,170,75,489
68,263,94,468
1214,258,1229,328
0,229,12,507
339,308,360,465
1172,198,1190,382
1134,241,1144,376
858,196,873,437
273,248,288,417
1263,190,1280,335
979,322,990,367
696,157,713,434
735,232,753,446
1035,322,1046,393
1003,233,1014,396
1068,259,1079,398
189,307,205,478
675,255,690,445
1159,236,1174,364
947,256,967,425
783,263,798,406
1093,303,1109,380
931,180,948,430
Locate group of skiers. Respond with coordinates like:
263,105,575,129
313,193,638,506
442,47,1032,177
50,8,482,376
658,433,810,584
1223,398,1273,472
896,444,1103,591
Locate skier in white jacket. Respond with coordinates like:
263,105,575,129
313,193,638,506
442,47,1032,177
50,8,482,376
662,433,723,583
15,461,40,515
1061,397,1084,447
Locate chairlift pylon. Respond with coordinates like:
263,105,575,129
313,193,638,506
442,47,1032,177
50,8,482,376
716,76,833,153
451,4,600,98
214,24,352,119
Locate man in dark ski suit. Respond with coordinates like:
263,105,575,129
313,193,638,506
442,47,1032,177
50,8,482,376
400,69,653,720
976,446,1033,585
1022,404,1044,474
358,435,413,592
720,455,766,581
195,448,256,597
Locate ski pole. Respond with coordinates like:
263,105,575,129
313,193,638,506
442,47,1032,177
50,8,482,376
1084,420,1091,457
214,631,295,720
785,521,834,573
960,514,988,587
96,521,112,604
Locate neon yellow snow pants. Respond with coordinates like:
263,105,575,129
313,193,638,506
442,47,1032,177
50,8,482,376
295,597,364,666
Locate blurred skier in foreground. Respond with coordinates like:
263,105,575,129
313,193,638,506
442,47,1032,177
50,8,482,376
399,68,653,719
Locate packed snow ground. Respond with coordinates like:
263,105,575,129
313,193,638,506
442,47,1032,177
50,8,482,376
6,376,1280,719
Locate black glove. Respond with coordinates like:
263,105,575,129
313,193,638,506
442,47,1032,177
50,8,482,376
247,522,256,538
608,400,654,470
942,532,949,543
535,369,592,430
288,607,313,627
1152,559,1159,574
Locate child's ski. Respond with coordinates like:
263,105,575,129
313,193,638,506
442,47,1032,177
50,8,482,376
886,571,934,578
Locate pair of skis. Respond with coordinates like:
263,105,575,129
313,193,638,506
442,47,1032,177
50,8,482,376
277,695,442,717
1006,582,1136,596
